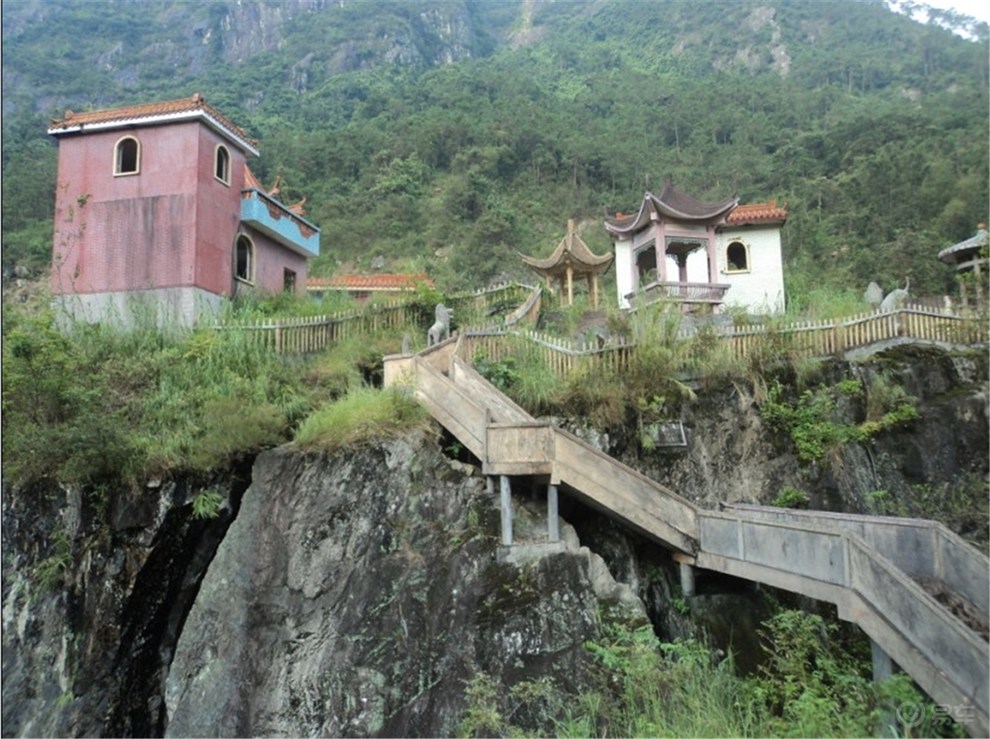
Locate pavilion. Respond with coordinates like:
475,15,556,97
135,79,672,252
938,224,988,310
519,219,614,308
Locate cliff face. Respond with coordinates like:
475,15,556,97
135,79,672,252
163,433,643,738
3,348,986,737
2,429,646,738
586,347,988,543
1,468,251,737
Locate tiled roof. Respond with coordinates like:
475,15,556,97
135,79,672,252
605,181,739,235
520,221,613,275
307,274,433,291
726,201,788,225
48,93,259,155
938,226,988,262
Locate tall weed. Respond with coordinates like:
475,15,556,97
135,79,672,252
294,386,427,450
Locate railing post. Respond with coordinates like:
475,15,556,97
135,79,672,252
500,475,513,546
547,484,560,542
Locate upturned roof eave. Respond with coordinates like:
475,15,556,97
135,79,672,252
519,234,614,273
605,190,740,237
938,229,989,262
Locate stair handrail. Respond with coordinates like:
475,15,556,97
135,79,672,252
723,503,989,617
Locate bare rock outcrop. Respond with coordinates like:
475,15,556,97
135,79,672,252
165,431,644,738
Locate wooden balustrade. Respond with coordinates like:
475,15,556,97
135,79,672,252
216,288,986,367
464,306,986,379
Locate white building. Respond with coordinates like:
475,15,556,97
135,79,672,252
604,181,788,314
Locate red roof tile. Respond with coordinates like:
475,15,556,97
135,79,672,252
726,201,788,225
307,274,433,291
48,93,258,153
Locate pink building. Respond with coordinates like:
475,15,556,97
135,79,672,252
47,94,320,326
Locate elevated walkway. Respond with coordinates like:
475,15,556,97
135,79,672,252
383,338,989,737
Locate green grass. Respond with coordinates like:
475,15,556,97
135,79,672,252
293,386,428,450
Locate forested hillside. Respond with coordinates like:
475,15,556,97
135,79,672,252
3,0,987,298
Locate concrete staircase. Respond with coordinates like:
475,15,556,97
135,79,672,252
384,338,989,736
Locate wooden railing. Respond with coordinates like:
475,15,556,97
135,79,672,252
719,305,986,360
212,282,538,354
462,305,987,378
213,303,420,354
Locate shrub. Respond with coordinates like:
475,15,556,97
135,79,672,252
772,487,809,509
2,303,313,486
191,488,225,520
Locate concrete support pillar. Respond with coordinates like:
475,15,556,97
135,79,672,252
672,552,696,597
499,475,513,546
871,638,897,737
547,484,560,542
871,638,894,683
679,562,696,597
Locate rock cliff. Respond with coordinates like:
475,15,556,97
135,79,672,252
164,433,643,737
3,347,986,736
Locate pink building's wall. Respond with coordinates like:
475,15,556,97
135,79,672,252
242,227,309,295
52,123,207,295
194,125,247,297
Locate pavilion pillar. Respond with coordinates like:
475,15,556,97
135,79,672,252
655,223,667,283
566,264,574,306
974,261,984,310
589,273,598,308
706,225,718,286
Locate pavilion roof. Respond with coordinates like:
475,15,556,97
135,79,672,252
605,181,739,236
48,93,259,156
938,226,988,263
520,222,614,277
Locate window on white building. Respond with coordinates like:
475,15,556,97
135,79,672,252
726,241,750,273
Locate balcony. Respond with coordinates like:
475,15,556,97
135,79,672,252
625,281,730,310
240,188,320,258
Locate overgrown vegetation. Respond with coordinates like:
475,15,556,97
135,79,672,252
760,374,919,465
293,386,428,450
3,1,986,296
0,291,413,488
459,610,960,738
474,303,751,441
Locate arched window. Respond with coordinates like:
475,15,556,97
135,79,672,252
235,235,254,283
726,241,750,273
114,136,140,175
215,145,230,185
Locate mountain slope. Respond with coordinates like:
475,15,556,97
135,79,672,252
2,0,987,296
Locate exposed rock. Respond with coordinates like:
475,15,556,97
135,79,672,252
165,432,645,738
1,468,250,737
5,347,986,737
